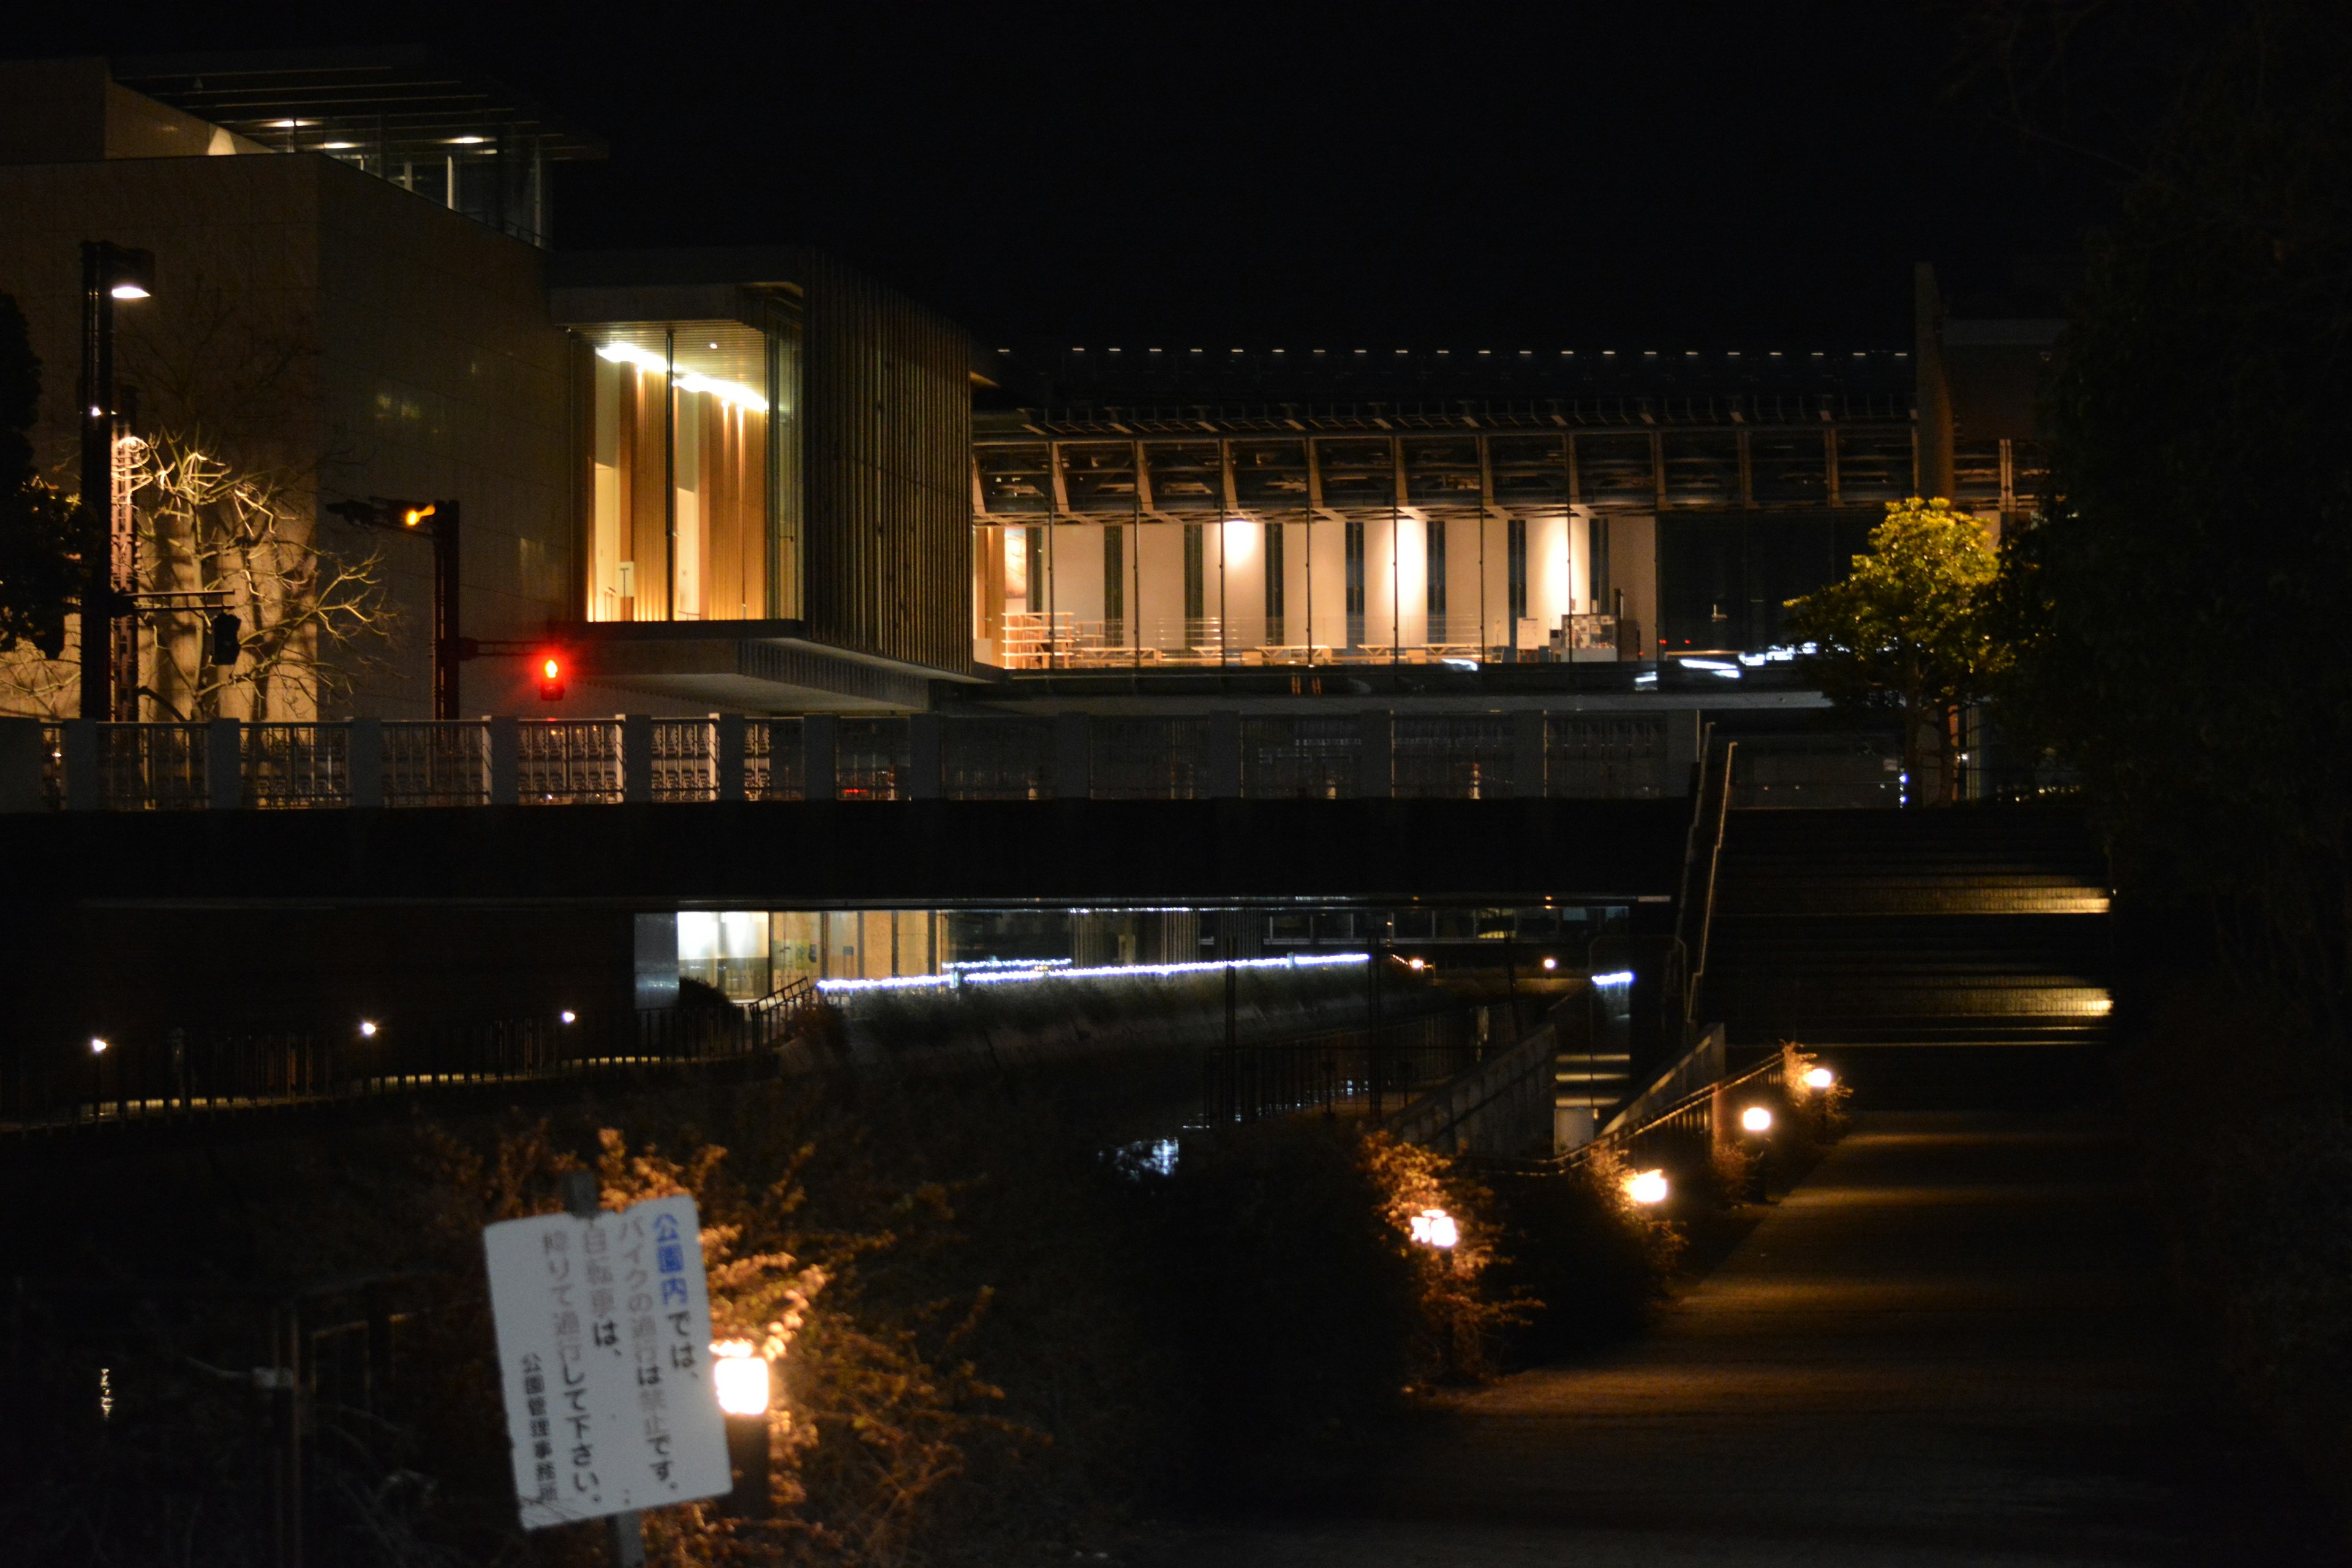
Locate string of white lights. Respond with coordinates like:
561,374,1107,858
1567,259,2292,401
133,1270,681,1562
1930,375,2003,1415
817,951,1369,995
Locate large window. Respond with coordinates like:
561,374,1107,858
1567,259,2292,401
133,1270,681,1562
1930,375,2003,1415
583,319,799,622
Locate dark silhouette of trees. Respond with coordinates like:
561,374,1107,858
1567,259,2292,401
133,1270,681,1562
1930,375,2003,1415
0,292,78,658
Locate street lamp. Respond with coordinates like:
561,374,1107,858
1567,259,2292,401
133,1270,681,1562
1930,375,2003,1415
711,1340,774,1519
78,241,155,720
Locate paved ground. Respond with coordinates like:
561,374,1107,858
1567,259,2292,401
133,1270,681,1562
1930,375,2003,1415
1164,1113,2339,1567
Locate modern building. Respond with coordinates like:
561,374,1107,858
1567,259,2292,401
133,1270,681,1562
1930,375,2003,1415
0,51,978,722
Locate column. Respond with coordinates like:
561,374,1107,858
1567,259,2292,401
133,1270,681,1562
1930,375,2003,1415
349,718,385,808
205,718,243,810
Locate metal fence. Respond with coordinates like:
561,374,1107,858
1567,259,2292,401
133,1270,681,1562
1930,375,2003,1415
1200,1009,1481,1125
13,710,1686,810
0,979,824,1137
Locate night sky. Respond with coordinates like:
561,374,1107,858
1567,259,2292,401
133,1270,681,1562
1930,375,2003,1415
22,2,2102,351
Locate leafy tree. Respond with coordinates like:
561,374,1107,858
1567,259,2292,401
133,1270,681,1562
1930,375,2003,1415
1784,497,2005,804
0,290,78,658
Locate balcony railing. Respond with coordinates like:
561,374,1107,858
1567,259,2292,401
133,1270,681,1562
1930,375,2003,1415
4,710,1686,812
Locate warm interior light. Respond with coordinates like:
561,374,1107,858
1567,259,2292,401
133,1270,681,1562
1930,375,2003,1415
711,1341,770,1416
1623,1169,1669,1205
1740,1106,1774,1134
1802,1066,1834,1090
109,283,150,300
448,135,488,145
1408,1208,1459,1249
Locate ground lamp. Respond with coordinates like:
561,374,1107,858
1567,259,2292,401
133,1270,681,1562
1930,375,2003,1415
1802,1066,1835,1091
1623,1168,1669,1207
78,241,155,720
1738,1105,1774,1202
1408,1207,1459,1250
712,1340,774,1518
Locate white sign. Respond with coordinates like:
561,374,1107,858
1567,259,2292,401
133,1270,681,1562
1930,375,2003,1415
483,1194,733,1528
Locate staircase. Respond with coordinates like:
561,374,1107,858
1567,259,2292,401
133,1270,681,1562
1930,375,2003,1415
1698,808,2112,1055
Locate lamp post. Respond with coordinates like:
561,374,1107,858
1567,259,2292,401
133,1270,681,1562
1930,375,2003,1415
78,241,154,721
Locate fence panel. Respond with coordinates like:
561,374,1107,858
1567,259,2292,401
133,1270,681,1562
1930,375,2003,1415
1242,715,1360,798
1393,714,1513,799
837,717,908,800
1547,714,1666,798
100,723,206,810
654,720,718,803
245,724,351,807
746,717,804,801
1088,717,1207,799
1731,736,1901,809
383,722,489,806
518,720,622,804
942,717,1055,799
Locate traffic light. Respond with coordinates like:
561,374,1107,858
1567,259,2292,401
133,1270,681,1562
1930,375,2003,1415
209,611,241,666
537,653,565,701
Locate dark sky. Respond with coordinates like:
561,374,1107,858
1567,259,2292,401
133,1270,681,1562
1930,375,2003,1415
24,2,2102,350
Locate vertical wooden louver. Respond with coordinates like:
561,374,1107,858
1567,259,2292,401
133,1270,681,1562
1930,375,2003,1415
799,251,973,676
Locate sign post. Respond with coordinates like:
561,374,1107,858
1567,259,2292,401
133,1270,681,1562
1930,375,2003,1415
484,1170,733,1562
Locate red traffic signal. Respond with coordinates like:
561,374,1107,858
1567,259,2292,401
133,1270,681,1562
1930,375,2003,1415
537,653,566,701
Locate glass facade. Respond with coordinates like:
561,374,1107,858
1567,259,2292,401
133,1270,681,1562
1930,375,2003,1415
677,904,1633,1000
972,512,1619,668
582,318,800,623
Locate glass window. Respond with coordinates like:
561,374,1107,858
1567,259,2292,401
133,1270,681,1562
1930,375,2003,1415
584,317,800,624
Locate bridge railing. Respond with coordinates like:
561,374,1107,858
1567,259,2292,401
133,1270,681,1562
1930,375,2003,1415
6,710,1689,811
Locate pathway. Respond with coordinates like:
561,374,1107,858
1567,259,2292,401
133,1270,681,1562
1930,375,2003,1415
1164,1112,2335,1566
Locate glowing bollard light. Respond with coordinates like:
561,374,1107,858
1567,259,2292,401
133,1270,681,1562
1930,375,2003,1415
711,1340,770,1416
1740,1105,1774,1134
1623,1169,1670,1206
1408,1207,1459,1250
712,1340,775,1519
1802,1066,1834,1091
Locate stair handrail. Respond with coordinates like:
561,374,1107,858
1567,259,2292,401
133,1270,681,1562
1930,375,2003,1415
1683,739,1739,1028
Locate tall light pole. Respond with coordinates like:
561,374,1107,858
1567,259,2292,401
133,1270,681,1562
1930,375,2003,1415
78,241,154,721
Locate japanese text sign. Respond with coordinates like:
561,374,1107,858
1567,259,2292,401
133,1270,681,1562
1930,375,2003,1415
484,1193,732,1528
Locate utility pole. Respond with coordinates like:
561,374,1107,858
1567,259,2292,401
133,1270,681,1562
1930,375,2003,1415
325,499,463,718
77,241,154,720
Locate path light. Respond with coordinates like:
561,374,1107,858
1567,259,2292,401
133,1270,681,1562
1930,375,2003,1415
1407,957,1426,971
1542,956,1558,971
1623,1169,1670,1206
358,1020,379,1038
711,1340,771,1417
1802,1066,1834,1091
89,1036,108,1056
1740,1105,1774,1134
560,1009,577,1025
1408,1207,1459,1249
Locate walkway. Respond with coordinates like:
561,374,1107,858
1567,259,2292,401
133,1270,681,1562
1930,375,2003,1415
1167,1112,2335,1566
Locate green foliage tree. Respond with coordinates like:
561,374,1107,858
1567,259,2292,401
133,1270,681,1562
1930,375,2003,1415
0,291,78,658
1784,497,2005,804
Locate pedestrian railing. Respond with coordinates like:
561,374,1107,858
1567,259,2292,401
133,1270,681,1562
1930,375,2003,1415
5,709,1687,811
0,978,827,1137
1200,1009,1483,1126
